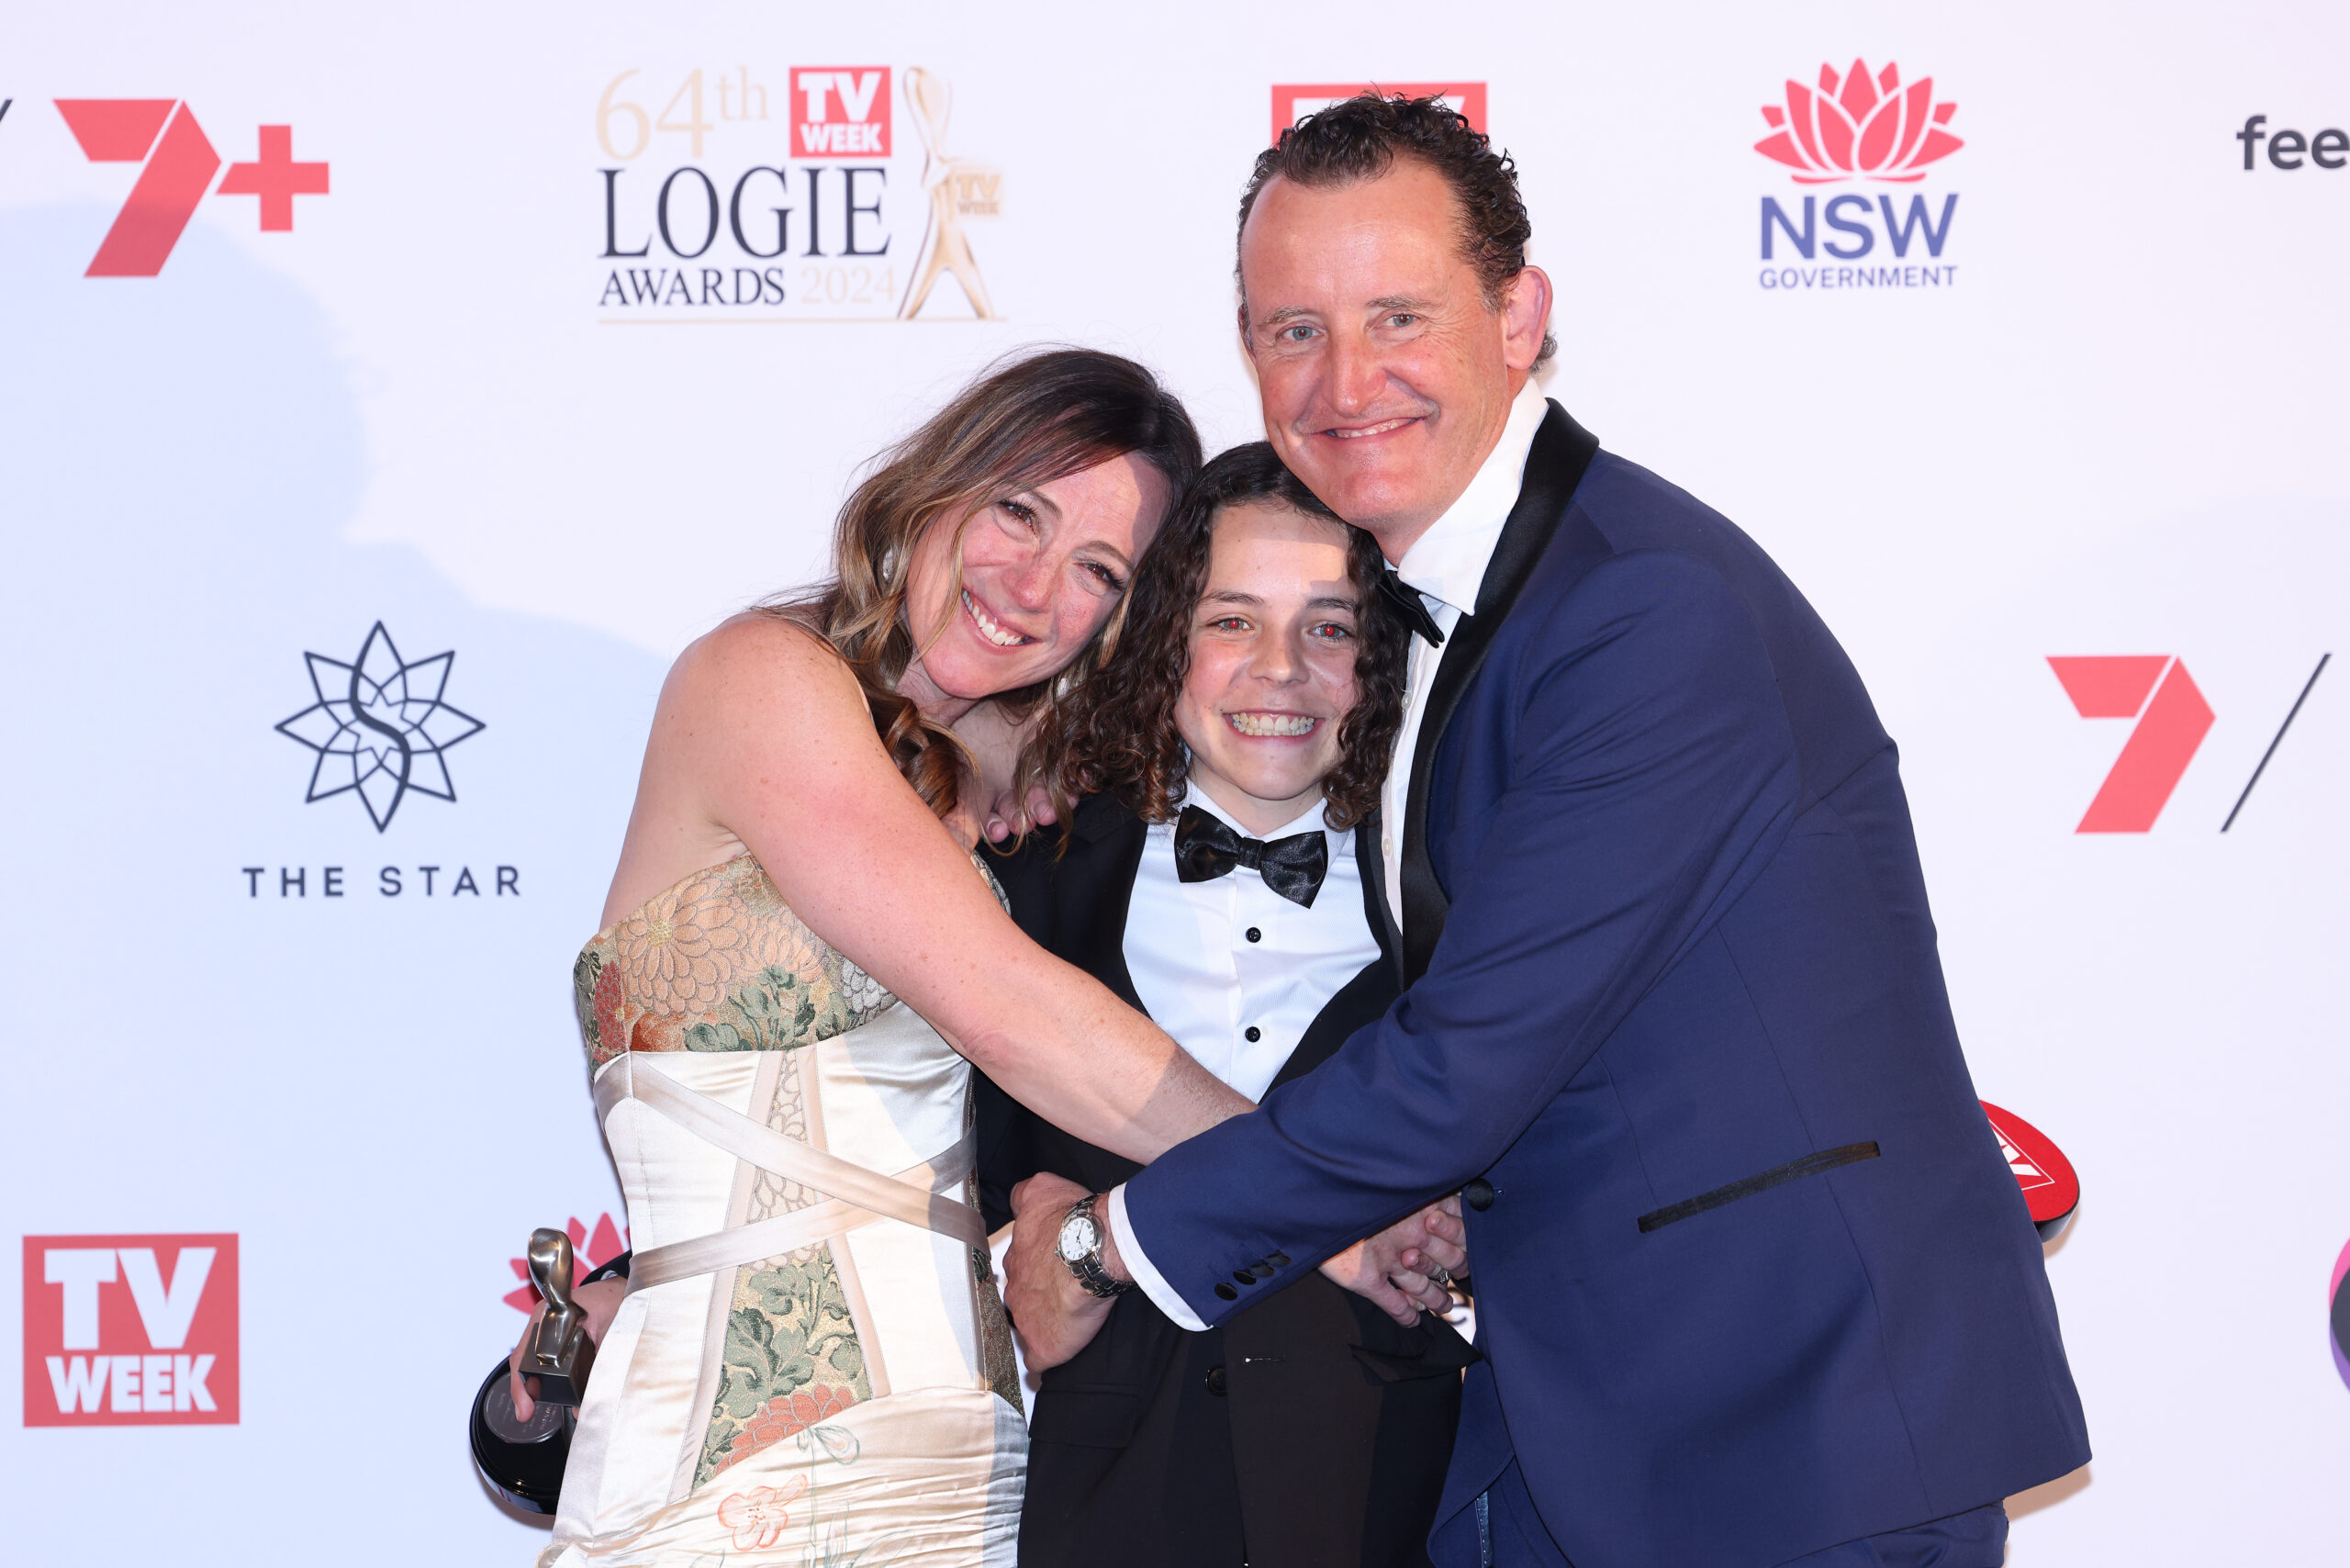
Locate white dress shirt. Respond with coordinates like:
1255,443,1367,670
1108,787,1378,1330
1377,378,1551,929
1114,378,1550,1331
1123,791,1379,1103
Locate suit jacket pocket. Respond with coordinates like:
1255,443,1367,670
1637,1140,1881,1234
1348,1311,1482,1386
1028,1385,1147,1449
1031,1292,1186,1448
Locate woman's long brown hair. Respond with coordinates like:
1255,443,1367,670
1032,442,1407,831
765,349,1201,819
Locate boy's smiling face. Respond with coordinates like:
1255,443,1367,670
1173,499,1364,837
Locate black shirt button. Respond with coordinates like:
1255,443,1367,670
1204,1365,1228,1397
1245,926,1262,943
1214,1282,1238,1301
1463,1178,1496,1212
1244,1025,1261,1043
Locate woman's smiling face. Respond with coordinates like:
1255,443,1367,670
902,452,1169,706
1172,499,1364,836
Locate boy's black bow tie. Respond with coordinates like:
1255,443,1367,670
1172,805,1327,908
1375,567,1447,647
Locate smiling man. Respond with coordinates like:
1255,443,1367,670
1009,95,2089,1568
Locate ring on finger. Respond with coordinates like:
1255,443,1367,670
1423,1262,1452,1288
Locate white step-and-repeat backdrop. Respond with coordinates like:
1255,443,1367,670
4,2,2344,1562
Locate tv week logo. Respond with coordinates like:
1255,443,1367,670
1270,83,1486,143
1752,60,1961,292
57,99,328,277
24,1235,239,1426
793,68,890,156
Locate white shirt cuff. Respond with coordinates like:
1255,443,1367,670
1105,1182,1208,1331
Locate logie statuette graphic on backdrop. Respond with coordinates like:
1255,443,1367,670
594,65,1002,321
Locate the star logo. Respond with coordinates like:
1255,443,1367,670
275,622,484,832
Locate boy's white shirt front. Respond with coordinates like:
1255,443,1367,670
1123,791,1375,1103
1113,379,1550,1331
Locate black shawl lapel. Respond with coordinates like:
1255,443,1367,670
1058,791,1149,1012
1398,400,1603,986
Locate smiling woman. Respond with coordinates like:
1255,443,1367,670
761,350,1198,821
520,349,1278,1568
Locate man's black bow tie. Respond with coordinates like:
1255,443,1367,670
1172,805,1328,908
1375,567,1447,647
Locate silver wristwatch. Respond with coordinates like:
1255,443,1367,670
1056,1193,1135,1299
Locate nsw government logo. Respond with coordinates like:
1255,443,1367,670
595,64,1002,320
24,1235,239,1426
1752,60,1962,293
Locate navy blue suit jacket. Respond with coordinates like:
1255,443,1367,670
1122,404,2089,1568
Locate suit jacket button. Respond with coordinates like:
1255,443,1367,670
1265,1252,1290,1268
1249,1261,1275,1279
1232,1270,1256,1286
1463,1178,1496,1212
1214,1282,1238,1301
1204,1365,1227,1397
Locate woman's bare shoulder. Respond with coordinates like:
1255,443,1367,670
659,612,868,733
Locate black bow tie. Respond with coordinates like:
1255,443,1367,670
1172,805,1329,908
1375,567,1447,647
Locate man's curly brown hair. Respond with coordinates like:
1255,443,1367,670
1032,442,1407,831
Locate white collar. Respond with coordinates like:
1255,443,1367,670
1161,784,1335,843
1393,378,1551,615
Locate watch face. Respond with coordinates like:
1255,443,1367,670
1057,1210,1096,1263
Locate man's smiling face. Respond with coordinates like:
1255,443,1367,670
1239,158,1542,559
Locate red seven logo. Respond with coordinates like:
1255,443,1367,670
2046,655,2215,832
54,100,328,277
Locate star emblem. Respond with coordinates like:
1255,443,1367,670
275,622,484,832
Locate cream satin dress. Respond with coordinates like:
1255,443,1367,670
545,853,1025,1567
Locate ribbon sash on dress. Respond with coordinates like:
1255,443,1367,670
595,1051,985,1293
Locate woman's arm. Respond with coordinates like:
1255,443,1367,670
639,616,1249,1163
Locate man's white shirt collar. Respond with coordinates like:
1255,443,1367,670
1392,378,1551,613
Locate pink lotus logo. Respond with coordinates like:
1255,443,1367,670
1755,60,1963,184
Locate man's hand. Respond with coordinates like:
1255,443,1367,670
1319,1194,1469,1326
1002,1173,1117,1370
507,1276,628,1423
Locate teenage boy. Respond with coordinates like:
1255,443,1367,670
979,442,1471,1568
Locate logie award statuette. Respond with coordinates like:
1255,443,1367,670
470,1229,629,1514
517,1226,599,1407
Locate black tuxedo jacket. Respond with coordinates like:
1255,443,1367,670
977,792,1475,1568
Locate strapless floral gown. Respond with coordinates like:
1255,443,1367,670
543,854,1024,1567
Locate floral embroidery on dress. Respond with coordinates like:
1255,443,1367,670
572,855,896,1070
571,849,1011,1502
717,1477,809,1551
698,1249,871,1484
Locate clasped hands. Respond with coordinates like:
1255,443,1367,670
1001,1171,1469,1371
